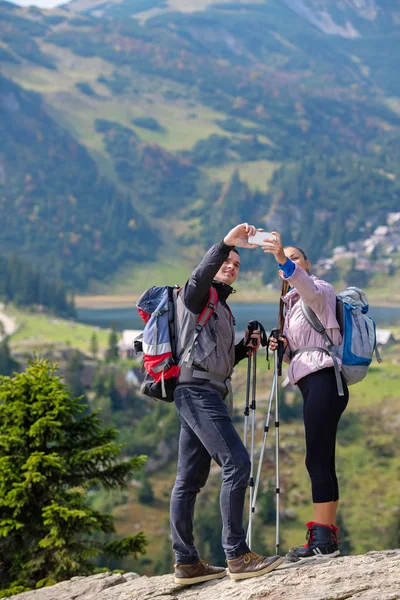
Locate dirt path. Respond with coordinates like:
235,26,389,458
0,304,18,339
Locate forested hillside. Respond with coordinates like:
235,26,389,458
0,253,74,316
1,0,400,289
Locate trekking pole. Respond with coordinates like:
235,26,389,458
243,320,262,449
247,335,258,549
250,370,276,519
243,347,252,450
244,322,268,547
274,343,280,555
270,328,286,555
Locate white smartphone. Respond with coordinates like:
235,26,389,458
248,231,276,246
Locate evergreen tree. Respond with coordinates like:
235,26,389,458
108,371,123,411
0,337,19,376
69,293,77,318
64,349,86,401
344,266,369,289
105,324,119,362
92,367,123,411
257,480,276,525
387,513,400,549
0,359,147,596
194,492,225,566
153,533,174,575
137,473,155,506
0,253,75,317
336,513,353,555
250,514,273,556
90,332,99,359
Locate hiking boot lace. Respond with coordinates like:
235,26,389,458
331,529,340,543
306,528,315,544
242,552,261,564
174,559,209,569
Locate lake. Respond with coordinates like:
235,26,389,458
76,303,400,333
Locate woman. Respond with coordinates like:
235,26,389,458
264,231,348,561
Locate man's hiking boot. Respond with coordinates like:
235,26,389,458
285,521,340,562
174,559,227,585
227,552,284,581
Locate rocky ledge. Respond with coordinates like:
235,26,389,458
7,550,400,600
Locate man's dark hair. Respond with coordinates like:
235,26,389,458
232,247,240,257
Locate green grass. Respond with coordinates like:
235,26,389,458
204,160,280,192
4,49,234,154
7,305,110,354
364,271,400,305
128,103,233,151
86,259,193,297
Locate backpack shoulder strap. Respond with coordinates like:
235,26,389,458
179,287,218,368
168,286,182,358
301,301,334,347
299,300,344,396
197,286,218,327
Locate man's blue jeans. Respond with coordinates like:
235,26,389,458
170,386,251,563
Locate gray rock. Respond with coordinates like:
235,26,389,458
7,550,400,600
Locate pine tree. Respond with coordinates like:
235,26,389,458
64,349,86,401
0,337,19,376
257,480,276,525
0,359,147,596
336,512,353,555
194,492,225,566
105,324,119,362
90,332,99,359
153,533,174,575
387,513,400,549
137,473,154,505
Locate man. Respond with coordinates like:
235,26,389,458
170,223,284,585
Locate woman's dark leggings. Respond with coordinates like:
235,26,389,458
297,367,349,504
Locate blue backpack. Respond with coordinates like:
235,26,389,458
135,285,218,402
301,287,382,396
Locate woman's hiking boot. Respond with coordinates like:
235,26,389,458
174,559,227,585
285,521,340,562
227,552,284,580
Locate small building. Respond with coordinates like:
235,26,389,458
332,246,348,256
376,329,396,348
117,329,143,357
387,212,400,226
373,226,389,238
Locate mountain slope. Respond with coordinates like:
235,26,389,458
0,70,157,287
1,0,400,289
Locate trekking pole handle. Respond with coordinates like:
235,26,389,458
245,320,268,349
268,329,286,376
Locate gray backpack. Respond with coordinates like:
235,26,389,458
298,287,382,396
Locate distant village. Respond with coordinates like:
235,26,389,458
314,211,400,279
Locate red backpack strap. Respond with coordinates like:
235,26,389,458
179,287,218,368
197,286,218,327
